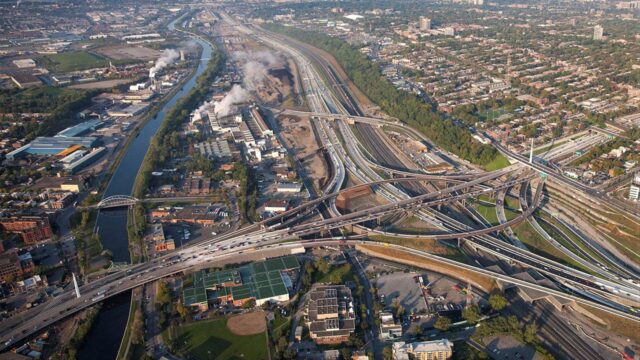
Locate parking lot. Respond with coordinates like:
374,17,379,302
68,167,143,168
375,272,428,314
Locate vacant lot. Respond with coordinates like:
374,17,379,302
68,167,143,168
176,317,268,360
277,115,328,190
69,79,132,89
227,311,266,336
96,46,160,61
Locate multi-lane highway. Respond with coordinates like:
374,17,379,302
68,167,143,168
3,10,639,356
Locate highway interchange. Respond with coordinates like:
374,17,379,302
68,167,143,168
1,10,639,356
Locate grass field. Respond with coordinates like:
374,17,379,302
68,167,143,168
175,318,268,360
41,51,110,72
484,154,511,171
476,203,500,226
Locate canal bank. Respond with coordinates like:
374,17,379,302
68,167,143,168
76,16,215,360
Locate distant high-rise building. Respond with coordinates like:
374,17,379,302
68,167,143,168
593,25,604,40
629,174,640,201
419,17,431,31
443,27,455,36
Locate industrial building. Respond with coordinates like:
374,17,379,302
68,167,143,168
276,182,302,193
182,255,299,310
264,199,289,213
63,147,106,174
194,139,232,160
392,339,453,360
56,119,103,138
106,103,149,117
7,137,98,160
305,284,356,344
10,72,41,88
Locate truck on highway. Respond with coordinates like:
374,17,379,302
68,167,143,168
92,294,105,302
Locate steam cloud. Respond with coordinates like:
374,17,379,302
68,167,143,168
196,51,278,120
236,51,278,90
214,85,250,117
149,49,180,78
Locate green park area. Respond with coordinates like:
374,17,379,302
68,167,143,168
171,318,268,360
40,51,132,72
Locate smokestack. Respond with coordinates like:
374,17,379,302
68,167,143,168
180,49,185,62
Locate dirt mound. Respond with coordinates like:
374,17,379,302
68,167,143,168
227,311,266,336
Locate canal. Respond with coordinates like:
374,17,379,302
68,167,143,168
77,17,212,360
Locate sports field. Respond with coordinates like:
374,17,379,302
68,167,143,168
41,51,109,72
176,317,268,360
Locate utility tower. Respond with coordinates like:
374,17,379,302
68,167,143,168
529,138,534,164
72,273,81,299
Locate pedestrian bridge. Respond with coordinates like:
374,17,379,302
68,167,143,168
95,195,139,209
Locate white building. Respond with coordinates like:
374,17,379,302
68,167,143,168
276,182,302,193
629,174,640,201
419,17,431,31
594,25,604,40
379,312,403,340
392,340,453,360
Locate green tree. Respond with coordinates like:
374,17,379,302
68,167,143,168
315,258,330,274
176,302,189,321
434,316,452,331
524,323,538,343
462,305,481,325
382,346,393,360
488,293,508,311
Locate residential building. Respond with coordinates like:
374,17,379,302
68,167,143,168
0,216,53,244
419,17,431,31
392,339,453,360
306,284,356,344
0,250,23,282
379,312,403,340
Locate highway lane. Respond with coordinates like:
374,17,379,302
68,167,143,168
518,182,617,278
492,140,640,222
2,235,639,352
245,19,640,303
494,181,528,250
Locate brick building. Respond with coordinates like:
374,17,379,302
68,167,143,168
0,250,23,282
306,284,356,344
0,216,53,244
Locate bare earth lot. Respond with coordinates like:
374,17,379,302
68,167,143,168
96,46,160,61
277,115,328,190
69,79,132,89
227,311,267,336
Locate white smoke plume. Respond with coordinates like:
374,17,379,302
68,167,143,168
214,85,250,117
195,51,279,121
149,49,180,78
234,51,279,90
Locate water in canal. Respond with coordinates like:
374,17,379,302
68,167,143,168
77,29,213,360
